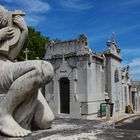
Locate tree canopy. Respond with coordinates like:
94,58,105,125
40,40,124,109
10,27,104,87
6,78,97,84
17,27,49,61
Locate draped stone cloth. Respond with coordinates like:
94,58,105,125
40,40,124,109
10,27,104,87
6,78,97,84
0,58,54,130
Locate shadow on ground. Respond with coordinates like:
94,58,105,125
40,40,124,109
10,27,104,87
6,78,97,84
116,117,140,130
0,118,140,140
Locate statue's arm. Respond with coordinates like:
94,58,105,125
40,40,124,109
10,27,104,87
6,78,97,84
8,15,28,60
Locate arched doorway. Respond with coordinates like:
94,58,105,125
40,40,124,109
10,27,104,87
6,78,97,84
59,77,70,114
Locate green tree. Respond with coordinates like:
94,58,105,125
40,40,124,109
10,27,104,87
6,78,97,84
17,27,49,61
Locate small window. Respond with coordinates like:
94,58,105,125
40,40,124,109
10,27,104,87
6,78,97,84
114,69,119,83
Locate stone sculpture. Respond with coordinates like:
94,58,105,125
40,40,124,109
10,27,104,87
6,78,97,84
0,6,54,137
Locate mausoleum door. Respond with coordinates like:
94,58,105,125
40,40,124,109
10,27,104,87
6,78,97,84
59,78,70,114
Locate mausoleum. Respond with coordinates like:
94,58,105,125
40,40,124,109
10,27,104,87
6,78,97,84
45,34,127,119
45,35,140,119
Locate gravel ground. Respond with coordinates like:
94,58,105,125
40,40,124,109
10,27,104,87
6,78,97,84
1,118,140,140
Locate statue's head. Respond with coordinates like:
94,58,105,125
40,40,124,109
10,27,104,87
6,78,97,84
0,6,8,28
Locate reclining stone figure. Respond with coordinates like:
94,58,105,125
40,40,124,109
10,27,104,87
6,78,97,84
0,6,54,137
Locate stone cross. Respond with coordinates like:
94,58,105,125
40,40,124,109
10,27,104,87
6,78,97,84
24,47,29,61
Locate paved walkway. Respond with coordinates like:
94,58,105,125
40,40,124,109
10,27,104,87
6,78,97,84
111,112,140,124
1,115,140,140
116,116,140,130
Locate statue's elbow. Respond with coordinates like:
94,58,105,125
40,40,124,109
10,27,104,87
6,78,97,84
22,28,28,36
8,53,17,61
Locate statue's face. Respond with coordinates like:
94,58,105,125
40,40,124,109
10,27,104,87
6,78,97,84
0,6,8,28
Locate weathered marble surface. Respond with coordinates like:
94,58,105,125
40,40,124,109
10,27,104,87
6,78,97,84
0,6,54,137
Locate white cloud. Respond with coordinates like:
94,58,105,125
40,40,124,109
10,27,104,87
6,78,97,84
131,68,140,75
23,0,50,13
114,24,140,37
25,15,44,26
1,0,13,2
129,58,140,67
0,0,50,25
1,0,50,13
122,0,140,6
60,0,94,10
122,48,140,58
123,58,140,80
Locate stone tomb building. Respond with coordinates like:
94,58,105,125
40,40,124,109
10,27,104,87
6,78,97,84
45,35,138,119
131,81,140,112
121,66,140,113
121,66,132,111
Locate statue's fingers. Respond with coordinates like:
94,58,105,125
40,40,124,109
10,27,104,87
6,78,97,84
7,28,14,33
13,18,19,23
7,33,14,37
3,27,13,34
8,27,14,30
14,15,21,18
13,19,23,26
13,15,22,21
13,18,18,22
13,20,20,26
4,27,10,30
4,27,10,32
6,29,14,36
13,16,24,23
7,33,14,39
13,15,18,19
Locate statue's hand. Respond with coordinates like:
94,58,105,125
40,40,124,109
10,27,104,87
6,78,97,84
0,27,14,41
13,15,28,32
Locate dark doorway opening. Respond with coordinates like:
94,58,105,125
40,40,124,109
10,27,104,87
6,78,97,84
132,93,135,110
59,78,70,114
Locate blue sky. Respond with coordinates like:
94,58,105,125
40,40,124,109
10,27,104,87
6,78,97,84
0,0,140,80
